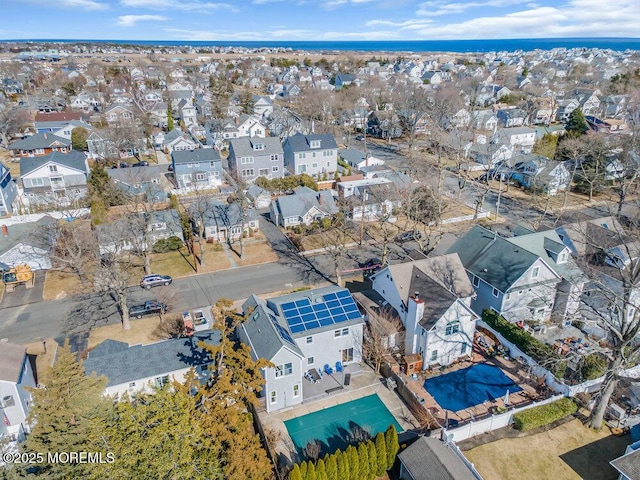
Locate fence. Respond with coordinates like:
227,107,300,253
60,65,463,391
446,441,485,480
380,363,435,427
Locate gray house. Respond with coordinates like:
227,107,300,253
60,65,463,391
0,162,18,216
270,186,338,227
282,133,338,178
171,148,223,191
447,225,562,325
20,150,89,205
192,199,259,242
227,136,284,183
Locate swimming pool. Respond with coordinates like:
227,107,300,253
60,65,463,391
284,394,402,458
423,363,521,412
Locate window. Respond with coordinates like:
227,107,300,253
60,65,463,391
506,292,511,301
298,152,306,159
272,166,279,172
472,275,479,287
293,384,300,397
334,329,341,338
461,343,468,355
312,162,318,168
35,148,45,155
253,143,265,151
532,266,540,279
307,357,314,365
342,347,354,363
241,169,254,177
48,165,58,173
342,327,349,336
187,163,193,168
492,287,499,298
297,165,307,174
431,350,438,361
155,375,169,388
31,178,44,187
270,154,279,161
240,157,254,164
259,168,269,176
284,363,293,375
128,382,136,389
310,140,320,149
306,336,313,344
275,362,293,378
270,391,277,404
445,321,460,335
195,172,206,181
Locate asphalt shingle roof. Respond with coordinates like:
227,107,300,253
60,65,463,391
398,437,476,480
20,150,87,177
284,133,337,152
228,136,283,158
0,342,26,382
171,148,222,164
274,189,338,219
9,133,70,151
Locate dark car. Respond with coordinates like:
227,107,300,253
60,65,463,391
140,274,173,289
396,231,422,243
132,161,150,167
119,162,130,168
128,300,168,318
360,258,382,277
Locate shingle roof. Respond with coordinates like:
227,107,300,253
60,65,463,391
284,133,338,152
9,133,70,151
83,331,221,387
0,342,26,382
228,136,283,158
274,189,338,219
611,448,640,480
398,437,476,480
171,148,222,164
20,150,87,177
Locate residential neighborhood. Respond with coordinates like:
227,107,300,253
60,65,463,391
0,38,639,480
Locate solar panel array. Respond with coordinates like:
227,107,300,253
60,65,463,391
269,314,297,347
280,290,361,334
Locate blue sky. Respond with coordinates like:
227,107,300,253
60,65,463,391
2,0,639,41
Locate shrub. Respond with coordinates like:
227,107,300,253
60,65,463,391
513,398,577,431
580,352,607,380
152,236,183,253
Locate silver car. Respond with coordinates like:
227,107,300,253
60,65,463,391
140,274,173,289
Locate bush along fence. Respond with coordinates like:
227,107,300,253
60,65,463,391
287,426,399,480
512,397,578,432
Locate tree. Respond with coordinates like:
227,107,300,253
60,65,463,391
384,425,399,470
336,450,349,479
87,163,128,207
374,431,388,476
357,442,371,480
533,133,559,159
300,460,308,479
306,461,317,480
24,341,110,479
167,106,174,131
0,101,28,147
363,308,403,374
91,384,223,480
573,134,609,201
565,108,589,137
347,445,359,480
366,440,378,479
93,252,136,330
316,458,328,480
288,464,303,480
324,453,338,480
71,126,89,151
238,90,256,115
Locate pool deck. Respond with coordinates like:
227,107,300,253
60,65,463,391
259,362,418,465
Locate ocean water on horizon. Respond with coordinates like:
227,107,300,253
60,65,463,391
7,38,640,53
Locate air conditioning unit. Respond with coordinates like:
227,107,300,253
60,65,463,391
2,395,15,408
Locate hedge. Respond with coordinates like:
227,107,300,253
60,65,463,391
482,310,566,378
512,398,577,431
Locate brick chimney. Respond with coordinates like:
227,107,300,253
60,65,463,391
1,225,8,237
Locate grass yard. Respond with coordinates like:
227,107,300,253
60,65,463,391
464,419,630,480
300,226,360,251
43,271,84,300
234,239,279,267
87,315,177,350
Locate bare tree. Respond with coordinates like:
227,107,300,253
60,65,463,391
0,101,29,148
93,253,136,330
363,308,404,374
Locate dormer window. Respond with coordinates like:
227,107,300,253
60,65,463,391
151,222,166,231
48,165,58,173
557,251,568,264
310,140,321,149
253,143,265,151
532,266,540,279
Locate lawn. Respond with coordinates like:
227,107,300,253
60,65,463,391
464,419,630,480
87,314,176,350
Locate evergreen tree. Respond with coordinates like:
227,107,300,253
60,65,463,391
306,461,317,480
358,442,371,480
289,464,303,480
316,458,328,480
167,107,174,130
347,444,359,480
336,450,349,479
367,440,378,478
87,163,127,207
565,107,589,137
385,425,399,470
325,453,338,480
375,432,388,476
300,460,308,479
24,341,110,479
71,126,89,151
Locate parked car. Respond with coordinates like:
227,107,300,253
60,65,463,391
128,300,168,318
360,258,382,277
140,274,173,289
396,231,422,242
119,162,130,168
133,161,150,167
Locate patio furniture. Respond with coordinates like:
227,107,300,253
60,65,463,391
305,369,321,383
324,364,334,375
344,373,351,386
335,361,343,373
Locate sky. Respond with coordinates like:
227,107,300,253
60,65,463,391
2,0,639,41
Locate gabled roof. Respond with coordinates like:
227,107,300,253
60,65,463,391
284,133,338,152
83,330,221,388
228,136,283,157
274,189,338,219
398,437,476,480
20,150,87,177
0,342,26,383
171,148,222,164
195,200,258,227
9,133,70,151
34,111,82,123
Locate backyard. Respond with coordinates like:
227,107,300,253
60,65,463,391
464,419,630,480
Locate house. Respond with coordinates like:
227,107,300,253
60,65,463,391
368,255,478,368
447,225,563,325
0,342,37,446
103,104,134,124
470,110,498,131
282,133,338,178
467,142,512,169
227,136,284,183
83,331,221,398
556,99,580,122
51,120,93,141
96,208,184,256
367,111,403,140
585,116,629,134
495,126,537,154
509,154,571,195
192,200,259,242
245,184,272,209
20,150,89,205
107,165,168,202
339,148,385,171
496,108,527,128
237,285,364,413
334,73,355,89
398,437,477,480
162,129,198,153
0,216,54,271
178,100,197,127
33,111,83,133
8,133,71,158
252,95,274,118
270,186,338,227
0,161,18,216
336,175,410,222
610,439,640,480
171,148,223,191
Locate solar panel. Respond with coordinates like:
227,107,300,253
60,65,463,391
304,320,320,329
299,306,313,315
270,315,297,346
323,293,338,302
280,289,361,334
289,324,306,334
295,298,311,307
318,316,334,326
346,310,362,320
337,290,352,299
281,302,297,311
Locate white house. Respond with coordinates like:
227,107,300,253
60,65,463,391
369,255,478,368
283,133,338,178
83,331,221,398
237,286,364,413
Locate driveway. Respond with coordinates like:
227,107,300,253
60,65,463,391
0,270,45,308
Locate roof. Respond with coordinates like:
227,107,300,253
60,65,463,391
34,111,82,123
407,267,463,330
398,437,476,480
0,215,56,257
447,225,542,293
83,330,221,388
274,189,338,219
20,150,88,177
171,148,222,164
0,342,26,383
9,133,70,151
284,133,338,152
611,448,640,480
228,136,283,158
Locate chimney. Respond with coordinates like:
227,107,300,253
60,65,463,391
413,291,421,302
1,225,8,237
44,133,48,140
317,192,323,205
365,154,370,167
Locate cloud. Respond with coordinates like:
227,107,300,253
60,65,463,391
118,14,168,26
417,0,530,17
23,0,108,10
252,0,285,3
120,0,237,12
